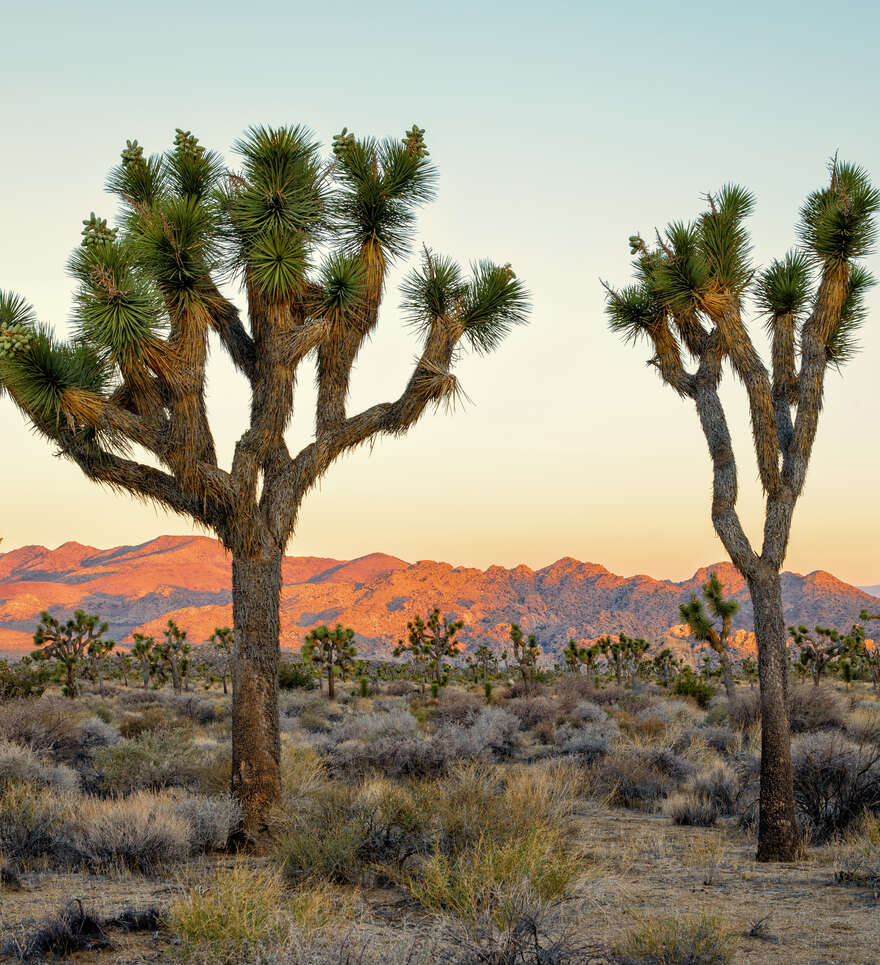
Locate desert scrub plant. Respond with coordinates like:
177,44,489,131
613,914,738,964
593,749,683,810
0,658,49,700
832,813,880,890
0,739,79,791
0,781,76,863
666,791,719,827
93,727,203,793
395,825,579,932
168,862,290,964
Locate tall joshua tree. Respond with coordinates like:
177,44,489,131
680,572,739,702
0,125,529,834
605,161,878,861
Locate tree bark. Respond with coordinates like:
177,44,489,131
718,651,736,703
231,550,282,837
748,567,801,862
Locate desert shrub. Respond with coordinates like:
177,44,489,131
441,707,520,761
666,792,718,827
94,728,203,793
383,679,417,697
639,748,696,783
674,726,737,759
163,693,217,724
690,766,738,816
0,660,48,701
558,720,618,764
0,740,79,792
0,698,87,758
118,706,174,738
614,914,737,964
833,814,880,889
505,696,558,730
173,793,241,852
533,718,556,744
279,660,317,691
434,689,483,725
73,792,191,872
568,700,606,724
396,826,579,932
0,782,76,862
281,743,329,803
672,672,715,709
791,731,880,842
847,705,880,744
730,686,847,735
789,686,847,733
704,695,730,725
594,750,676,810
168,863,290,964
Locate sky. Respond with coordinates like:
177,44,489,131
1,0,878,585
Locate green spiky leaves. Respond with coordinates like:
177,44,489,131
318,252,365,316
247,227,308,301
756,250,812,319
826,263,875,367
402,252,529,354
167,129,223,201
799,161,880,267
69,238,164,367
334,127,437,260
604,284,661,345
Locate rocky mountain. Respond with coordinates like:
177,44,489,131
0,536,875,661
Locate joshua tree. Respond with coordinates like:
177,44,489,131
152,619,190,693
0,125,528,833
207,627,235,695
598,633,647,686
113,650,133,687
604,161,878,861
396,608,463,688
32,610,112,698
652,648,680,687
131,633,155,689
854,610,880,691
563,638,586,673
508,623,542,686
680,573,739,702
788,623,844,686
468,643,498,682
302,624,356,700
86,635,115,694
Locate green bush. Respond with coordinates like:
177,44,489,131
673,670,715,709
0,660,49,701
279,660,317,690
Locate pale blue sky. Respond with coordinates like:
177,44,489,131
2,0,879,583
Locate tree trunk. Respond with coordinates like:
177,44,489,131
327,666,336,700
719,651,735,703
748,568,801,862
231,550,282,837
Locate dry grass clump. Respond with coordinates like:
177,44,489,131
729,686,847,735
832,813,880,891
93,728,206,793
0,739,80,791
666,792,718,827
168,862,361,965
847,703,880,744
0,780,237,872
613,914,738,964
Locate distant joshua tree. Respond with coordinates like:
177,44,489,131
131,633,155,689
680,573,739,702
152,619,190,693
396,609,463,689
508,623,542,686
605,161,878,861
0,125,528,833
32,609,112,698
208,627,235,695
302,624,356,700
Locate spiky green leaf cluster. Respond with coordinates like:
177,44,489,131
68,239,164,366
318,252,365,315
401,253,528,353
167,129,224,201
756,250,812,319
826,263,875,367
799,162,880,266
333,128,437,260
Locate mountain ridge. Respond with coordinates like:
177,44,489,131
0,536,875,660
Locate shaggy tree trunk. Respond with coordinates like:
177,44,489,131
231,550,282,836
719,652,736,703
748,568,801,862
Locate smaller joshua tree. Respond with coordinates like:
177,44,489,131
208,627,235,695
788,623,844,685
302,624,356,700
680,573,740,702
853,610,880,691
113,650,133,687
653,648,681,687
467,644,498,682
563,638,586,673
32,609,112,698
152,620,190,693
131,633,155,689
86,635,115,694
396,609,463,689
597,633,648,686
508,623,542,687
